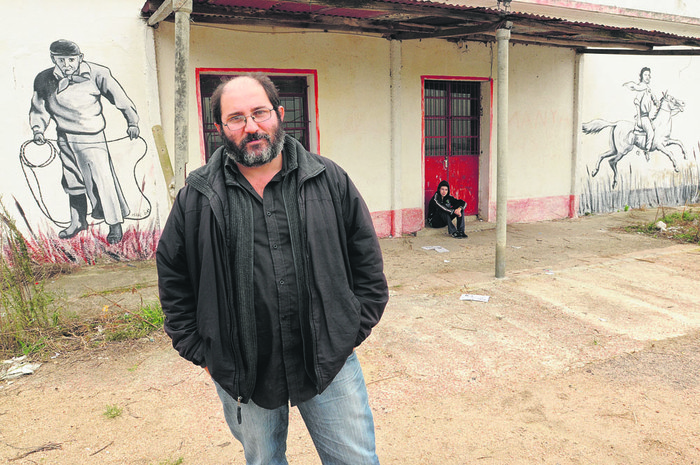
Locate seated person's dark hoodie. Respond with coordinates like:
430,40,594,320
427,180,467,237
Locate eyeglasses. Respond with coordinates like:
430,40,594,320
223,108,274,130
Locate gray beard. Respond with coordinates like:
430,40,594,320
222,125,285,168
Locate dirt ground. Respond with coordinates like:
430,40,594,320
2,207,700,464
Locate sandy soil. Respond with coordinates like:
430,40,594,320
2,207,700,464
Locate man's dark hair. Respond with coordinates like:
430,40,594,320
211,73,281,126
639,67,651,83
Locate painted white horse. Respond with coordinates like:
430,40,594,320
582,91,687,189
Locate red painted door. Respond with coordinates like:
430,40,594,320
424,80,480,216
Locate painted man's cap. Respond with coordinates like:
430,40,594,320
50,40,81,56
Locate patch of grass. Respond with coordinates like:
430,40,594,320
103,404,123,419
626,207,700,244
0,199,64,358
153,458,184,465
103,301,164,342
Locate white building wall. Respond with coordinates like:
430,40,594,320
509,44,576,200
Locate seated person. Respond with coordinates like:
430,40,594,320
427,180,468,238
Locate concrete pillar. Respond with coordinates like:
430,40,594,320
174,0,193,191
570,52,583,218
390,40,403,237
495,26,511,278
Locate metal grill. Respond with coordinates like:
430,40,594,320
425,80,480,157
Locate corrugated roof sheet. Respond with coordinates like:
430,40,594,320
141,0,700,48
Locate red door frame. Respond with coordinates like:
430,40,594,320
422,75,493,220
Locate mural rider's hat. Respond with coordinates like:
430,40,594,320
50,40,81,56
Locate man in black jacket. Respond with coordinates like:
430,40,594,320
427,180,468,238
156,73,388,464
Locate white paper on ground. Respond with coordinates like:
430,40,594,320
460,294,490,303
422,246,450,253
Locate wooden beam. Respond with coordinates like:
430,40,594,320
392,21,502,40
507,33,653,50
579,48,700,55
193,0,499,23
190,14,390,36
148,0,174,26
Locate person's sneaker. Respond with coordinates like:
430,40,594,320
459,231,468,238
452,232,467,239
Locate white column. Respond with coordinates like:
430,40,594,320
390,40,403,237
174,0,193,191
495,26,511,278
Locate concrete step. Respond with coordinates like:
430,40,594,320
415,215,491,237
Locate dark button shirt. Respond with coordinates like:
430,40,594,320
224,154,316,409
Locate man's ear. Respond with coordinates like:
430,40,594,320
278,106,285,122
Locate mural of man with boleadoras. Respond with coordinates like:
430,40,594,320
29,39,140,244
623,67,658,160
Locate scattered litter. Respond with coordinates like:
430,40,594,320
444,260,450,263
460,294,490,303
51,352,61,359
655,220,667,231
544,269,554,275
599,318,607,322
511,246,521,249
422,245,449,253
1,356,42,381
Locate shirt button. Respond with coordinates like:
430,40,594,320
279,279,285,285
273,244,278,249
266,211,272,216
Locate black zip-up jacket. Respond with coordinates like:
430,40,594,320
156,135,388,405
427,180,465,226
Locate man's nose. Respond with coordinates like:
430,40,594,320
243,117,261,133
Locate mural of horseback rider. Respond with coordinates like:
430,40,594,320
582,90,687,189
623,67,659,161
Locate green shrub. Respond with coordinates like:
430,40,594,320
0,200,60,357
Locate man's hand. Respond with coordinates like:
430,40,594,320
127,125,140,140
33,132,46,145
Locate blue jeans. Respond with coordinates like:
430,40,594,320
214,351,380,465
